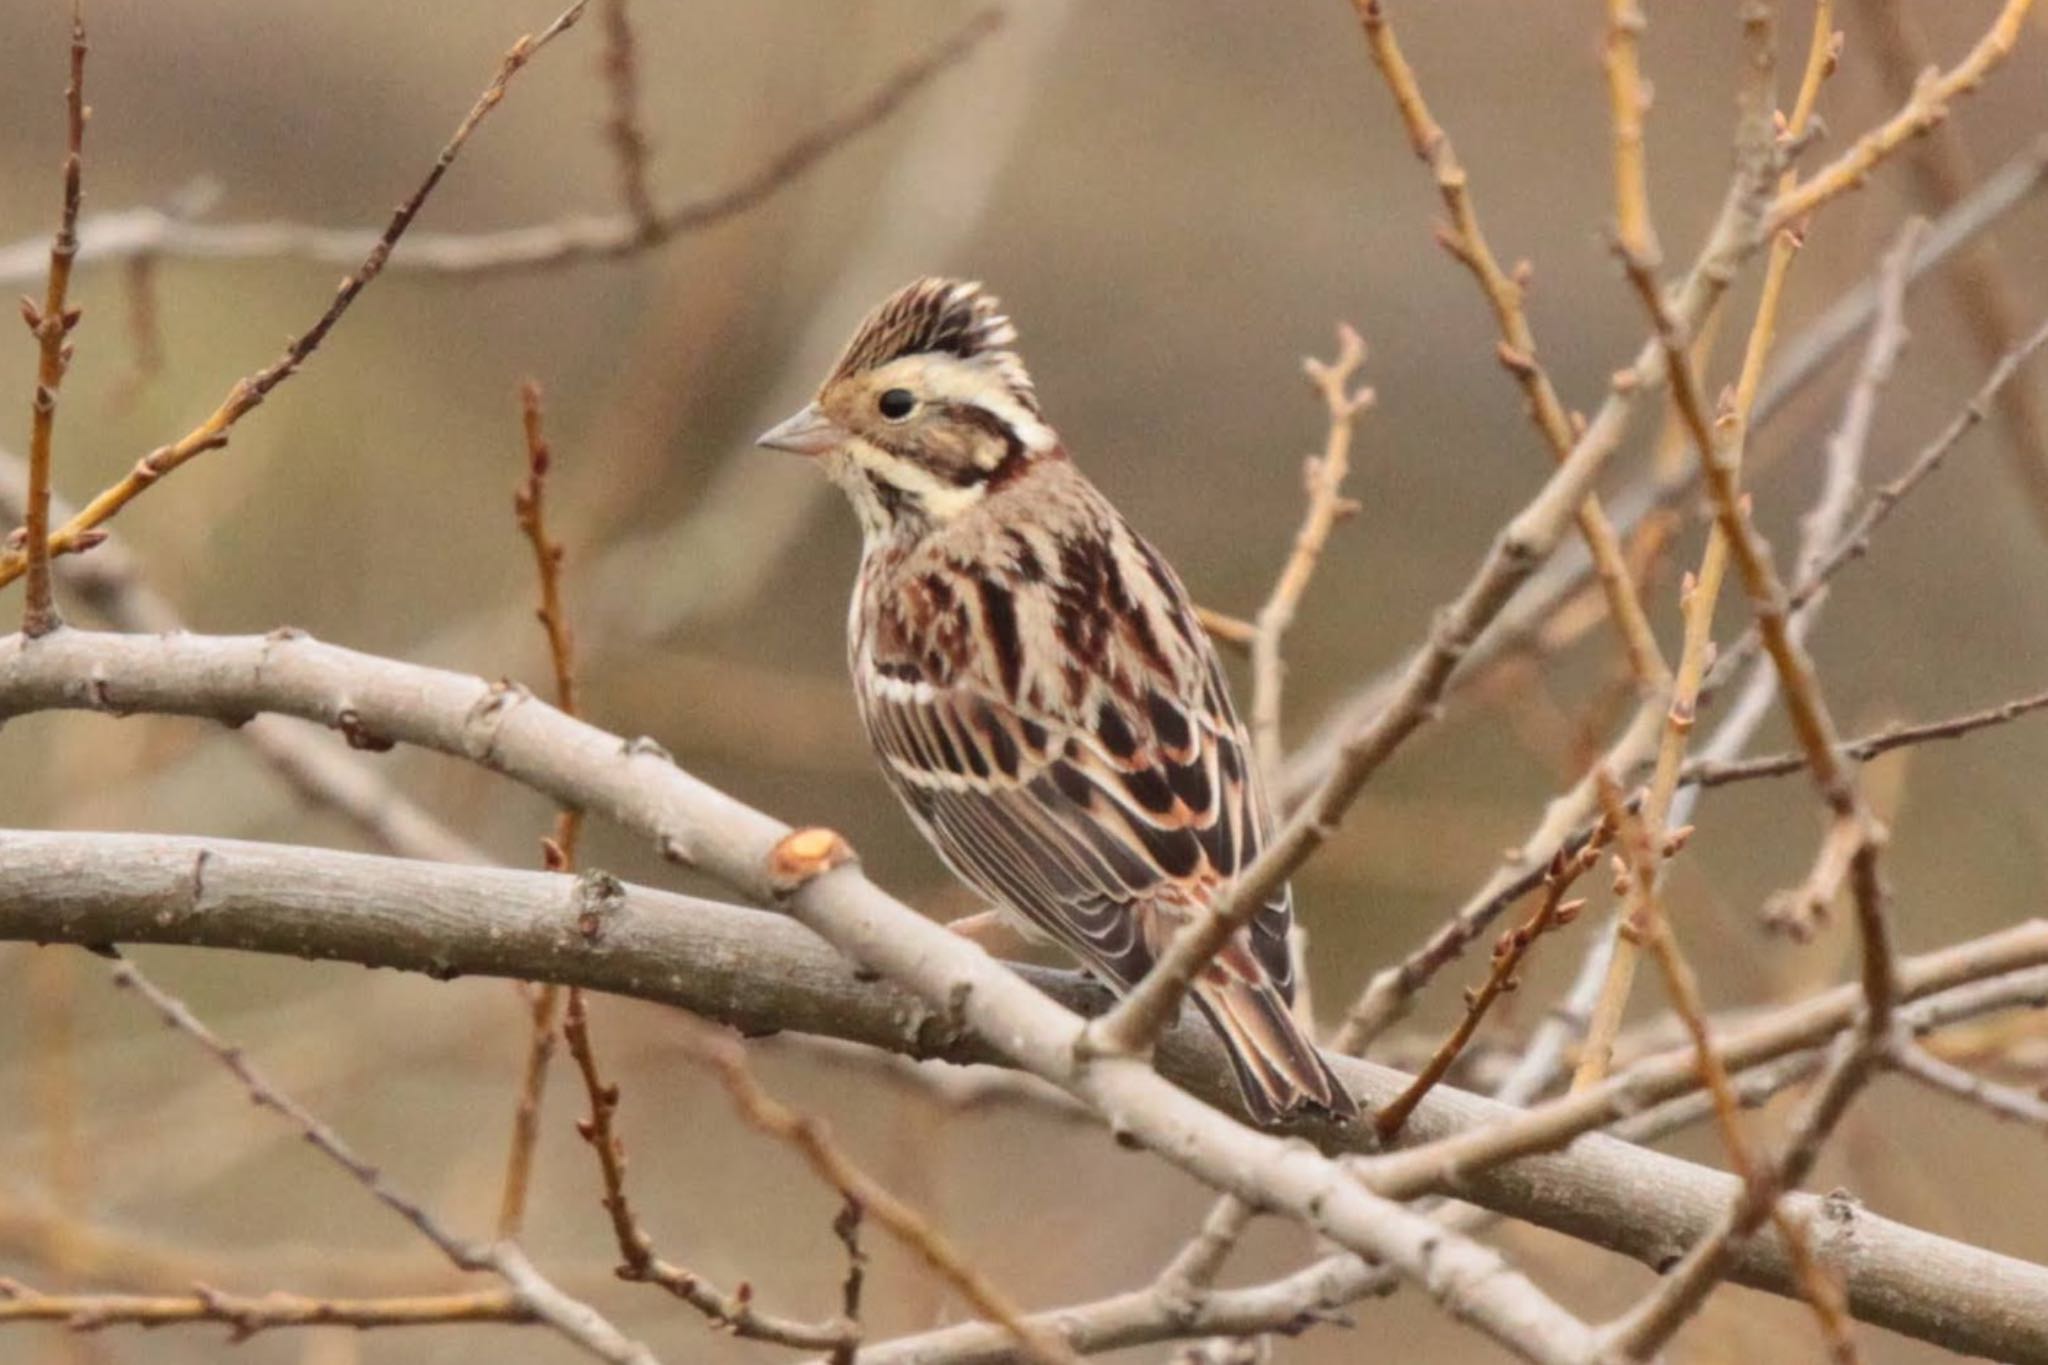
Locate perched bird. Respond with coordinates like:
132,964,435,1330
757,278,1355,1124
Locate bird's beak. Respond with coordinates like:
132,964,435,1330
755,403,846,457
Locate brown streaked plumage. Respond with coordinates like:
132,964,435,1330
758,278,1356,1124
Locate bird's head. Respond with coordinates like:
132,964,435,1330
757,278,1059,539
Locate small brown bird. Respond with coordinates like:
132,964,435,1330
758,279,1355,1124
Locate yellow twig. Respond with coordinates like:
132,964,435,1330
0,1284,529,1334
1767,0,2038,230
1352,0,1671,696
1594,775,1858,1362
1624,217,1900,1030
496,379,586,1238
1193,604,1256,653
1574,0,1838,1091
1604,0,1654,262
1250,325,1371,784
17,0,87,637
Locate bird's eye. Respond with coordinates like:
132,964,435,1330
877,388,917,421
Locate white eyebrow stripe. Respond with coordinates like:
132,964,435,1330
901,355,1057,455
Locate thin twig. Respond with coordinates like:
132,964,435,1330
1153,329,1370,1306
110,969,473,1266
497,970,562,1240
0,7,1005,287
561,992,642,1270
1566,556,1714,1093
496,380,585,1237
830,1198,867,1365
0,1284,529,1336
0,1,593,592
16,0,88,637
562,996,854,1350
513,386,579,734
1355,0,1671,695
597,0,658,235
1594,774,1857,1362
675,1016,1080,1365
1891,1039,2048,1130
1692,217,1925,793
1863,0,2048,538
105,960,660,1365
1766,0,2039,230
1771,309,2048,635
1194,604,1257,653
1150,1200,1261,1307
1372,840,1598,1141
1250,325,1370,784
1333,699,1663,1057
1573,0,1831,1091
1683,296,2048,750
1683,687,2048,790
1617,148,1897,1017
1604,0,1653,261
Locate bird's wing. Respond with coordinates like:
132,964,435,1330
858,625,1294,998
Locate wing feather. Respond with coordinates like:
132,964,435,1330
857,561,1294,1000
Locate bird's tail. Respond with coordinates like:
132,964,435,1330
1191,974,1358,1125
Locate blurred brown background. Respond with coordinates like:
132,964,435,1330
2,2,2046,1361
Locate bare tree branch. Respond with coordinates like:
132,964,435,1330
0,1284,529,1336
0,830,2045,1351
1279,132,2048,812
0,631,1602,1362
1354,0,1671,694
0,9,1006,288
1892,1039,2048,1130
2,5,2043,1362
1765,0,2038,229
0,1,595,590
14,0,89,639
103,956,659,1364
671,1015,1076,1364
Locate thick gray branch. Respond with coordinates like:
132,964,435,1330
1,629,1606,1365
2,825,2046,1362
